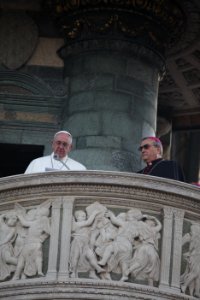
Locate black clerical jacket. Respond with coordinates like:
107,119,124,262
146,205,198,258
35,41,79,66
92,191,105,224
138,159,185,182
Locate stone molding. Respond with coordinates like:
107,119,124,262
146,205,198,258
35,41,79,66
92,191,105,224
0,171,199,212
58,39,165,74
0,279,193,300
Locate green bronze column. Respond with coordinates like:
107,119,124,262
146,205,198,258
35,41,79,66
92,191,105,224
56,1,184,171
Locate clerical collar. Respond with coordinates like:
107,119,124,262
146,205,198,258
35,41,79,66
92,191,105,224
51,153,68,161
147,158,163,166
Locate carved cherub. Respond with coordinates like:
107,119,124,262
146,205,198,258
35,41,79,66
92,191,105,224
69,209,105,278
14,205,37,259
0,212,18,281
12,201,51,280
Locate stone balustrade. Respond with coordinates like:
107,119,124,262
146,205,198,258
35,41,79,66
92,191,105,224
0,171,199,300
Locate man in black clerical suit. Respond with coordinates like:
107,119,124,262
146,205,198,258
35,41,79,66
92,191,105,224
137,136,185,182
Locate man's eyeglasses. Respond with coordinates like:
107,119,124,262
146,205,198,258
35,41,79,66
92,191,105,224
138,144,152,152
54,141,70,148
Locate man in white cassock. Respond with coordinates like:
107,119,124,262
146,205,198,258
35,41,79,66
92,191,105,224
25,131,86,174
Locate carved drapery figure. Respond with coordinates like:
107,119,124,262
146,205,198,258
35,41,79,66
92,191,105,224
93,211,120,280
0,200,162,286
12,201,51,280
0,212,18,281
124,215,161,285
96,209,142,281
181,222,200,298
70,203,162,285
69,207,105,279
13,208,37,259
0,201,51,282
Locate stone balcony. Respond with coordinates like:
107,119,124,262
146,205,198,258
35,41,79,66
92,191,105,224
0,171,199,300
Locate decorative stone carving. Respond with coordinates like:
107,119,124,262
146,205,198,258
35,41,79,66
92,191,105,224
69,204,105,279
69,202,162,286
125,214,161,286
0,172,199,300
54,0,185,55
0,201,51,282
0,212,18,281
181,222,200,298
12,201,51,280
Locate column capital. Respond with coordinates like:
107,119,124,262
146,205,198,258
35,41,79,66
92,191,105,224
54,0,185,58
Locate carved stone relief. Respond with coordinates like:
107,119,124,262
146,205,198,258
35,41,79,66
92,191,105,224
69,202,162,286
0,211,18,281
181,222,200,298
0,200,51,281
3,196,200,299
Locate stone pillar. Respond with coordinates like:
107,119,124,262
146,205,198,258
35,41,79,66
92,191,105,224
60,44,161,171
46,198,62,280
171,209,185,291
159,207,173,290
58,196,75,280
56,1,184,171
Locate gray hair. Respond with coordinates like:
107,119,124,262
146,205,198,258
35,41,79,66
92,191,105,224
141,136,163,156
54,131,73,145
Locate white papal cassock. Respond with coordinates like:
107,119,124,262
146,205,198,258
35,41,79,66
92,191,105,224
25,153,86,174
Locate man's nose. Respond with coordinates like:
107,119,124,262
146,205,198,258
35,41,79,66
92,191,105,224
58,142,67,148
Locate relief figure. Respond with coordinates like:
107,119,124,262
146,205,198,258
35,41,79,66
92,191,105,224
181,223,200,298
124,215,161,286
97,209,143,281
12,202,51,280
0,212,18,281
69,209,105,278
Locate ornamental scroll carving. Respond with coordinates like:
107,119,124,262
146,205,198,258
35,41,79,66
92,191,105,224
0,201,51,282
69,202,162,285
181,222,200,298
53,0,184,54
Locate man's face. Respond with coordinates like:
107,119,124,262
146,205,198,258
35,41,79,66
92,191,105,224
7,214,18,226
139,138,160,163
75,210,86,221
52,133,72,159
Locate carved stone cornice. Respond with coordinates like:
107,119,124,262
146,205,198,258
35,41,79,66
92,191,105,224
0,171,199,217
0,278,194,299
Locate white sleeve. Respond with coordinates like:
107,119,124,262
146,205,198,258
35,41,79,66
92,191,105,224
24,157,46,174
